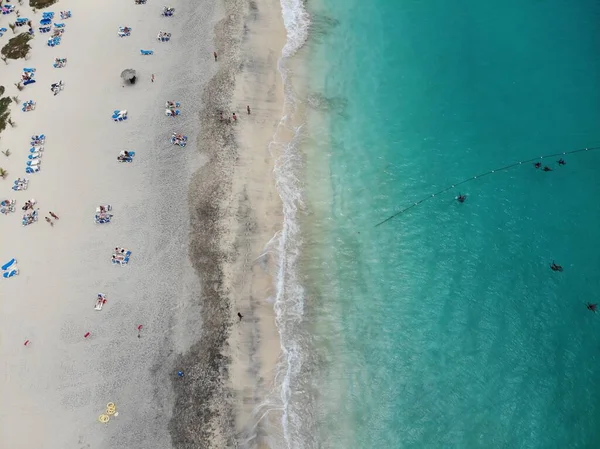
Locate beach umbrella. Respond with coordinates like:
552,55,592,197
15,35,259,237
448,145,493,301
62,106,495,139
120,69,137,84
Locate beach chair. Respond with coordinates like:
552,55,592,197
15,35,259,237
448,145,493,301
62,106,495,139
31,134,45,141
2,258,18,278
28,152,42,160
53,22,65,28
112,249,132,265
140,49,153,55
42,12,54,19
1,5,15,15
22,100,36,112
53,58,67,68
95,213,113,224
170,133,188,147
23,67,36,73
26,159,40,167
15,18,28,27
165,109,180,117
162,7,175,16
117,150,135,162
12,178,28,190
0,27,7,37
40,18,51,25
96,205,112,213
25,166,40,174
60,11,72,20
47,36,61,47
112,110,128,122
22,209,38,226
134,0,147,4
0,199,16,215
39,25,51,33
23,79,36,86
157,31,171,42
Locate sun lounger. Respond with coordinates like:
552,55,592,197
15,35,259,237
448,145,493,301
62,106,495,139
22,100,35,112
135,0,147,4
42,12,54,19
0,199,15,215
95,213,112,224
15,18,27,26
23,67,35,73
117,150,135,162
53,58,67,68
47,36,61,47
30,146,44,153
0,27,7,37
170,133,188,147
162,7,175,16
25,166,40,174
95,293,107,310
28,152,41,160
2,258,18,278
112,249,132,265
39,25,51,33
26,159,40,167
12,178,28,190
31,134,45,144
22,209,38,226
1,5,15,15
60,11,72,20
53,22,65,28
112,110,128,121
157,31,171,42
40,18,51,25
23,79,36,86
140,49,153,55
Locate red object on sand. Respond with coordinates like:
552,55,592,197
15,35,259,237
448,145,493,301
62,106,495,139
137,325,143,331
24,340,30,346
84,332,91,338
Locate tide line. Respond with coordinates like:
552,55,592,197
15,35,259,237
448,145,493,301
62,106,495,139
375,145,600,227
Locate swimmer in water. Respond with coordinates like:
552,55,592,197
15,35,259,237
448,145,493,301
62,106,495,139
587,303,597,313
557,158,566,166
457,193,466,203
550,261,563,272
534,162,542,169
542,166,552,172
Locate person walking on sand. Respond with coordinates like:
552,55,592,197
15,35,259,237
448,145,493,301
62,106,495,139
49,211,59,220
151,74,155,83
213,51,218,62
45,217,53,226
237,312,243,321
232,112,237,121
247,105,251,115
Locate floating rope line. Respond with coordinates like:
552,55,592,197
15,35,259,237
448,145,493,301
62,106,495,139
375,146,600,227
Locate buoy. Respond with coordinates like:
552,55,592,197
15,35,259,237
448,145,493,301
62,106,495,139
24,340,30,346
106,402,115,409
99,414,110,423
84,332,91,338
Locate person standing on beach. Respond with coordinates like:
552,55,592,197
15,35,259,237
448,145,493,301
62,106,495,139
151,74,155,83
237,312,243,321
232,112,237,121
45,217,53,226
213,51,218,62
247,105,251,115
49,211,59,220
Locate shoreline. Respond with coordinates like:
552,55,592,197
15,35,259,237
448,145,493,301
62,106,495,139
172,0,289,446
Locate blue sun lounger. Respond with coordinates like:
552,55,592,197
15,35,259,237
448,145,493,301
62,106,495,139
53,22,65,28
112,250,132,265
140,49,153,55
42,12,54,19
40,18,51,25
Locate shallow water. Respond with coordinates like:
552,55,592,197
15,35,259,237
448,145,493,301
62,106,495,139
287,0,600,447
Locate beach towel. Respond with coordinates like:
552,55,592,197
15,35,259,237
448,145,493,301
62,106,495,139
95,293,107,310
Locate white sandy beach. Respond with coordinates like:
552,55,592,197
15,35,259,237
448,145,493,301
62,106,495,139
0,0,288,447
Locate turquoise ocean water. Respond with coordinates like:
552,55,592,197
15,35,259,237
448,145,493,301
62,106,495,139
285,0,600,447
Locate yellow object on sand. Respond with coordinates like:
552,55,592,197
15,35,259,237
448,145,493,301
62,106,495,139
99,414,110,423
106,407,116,415
106,402,116,409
